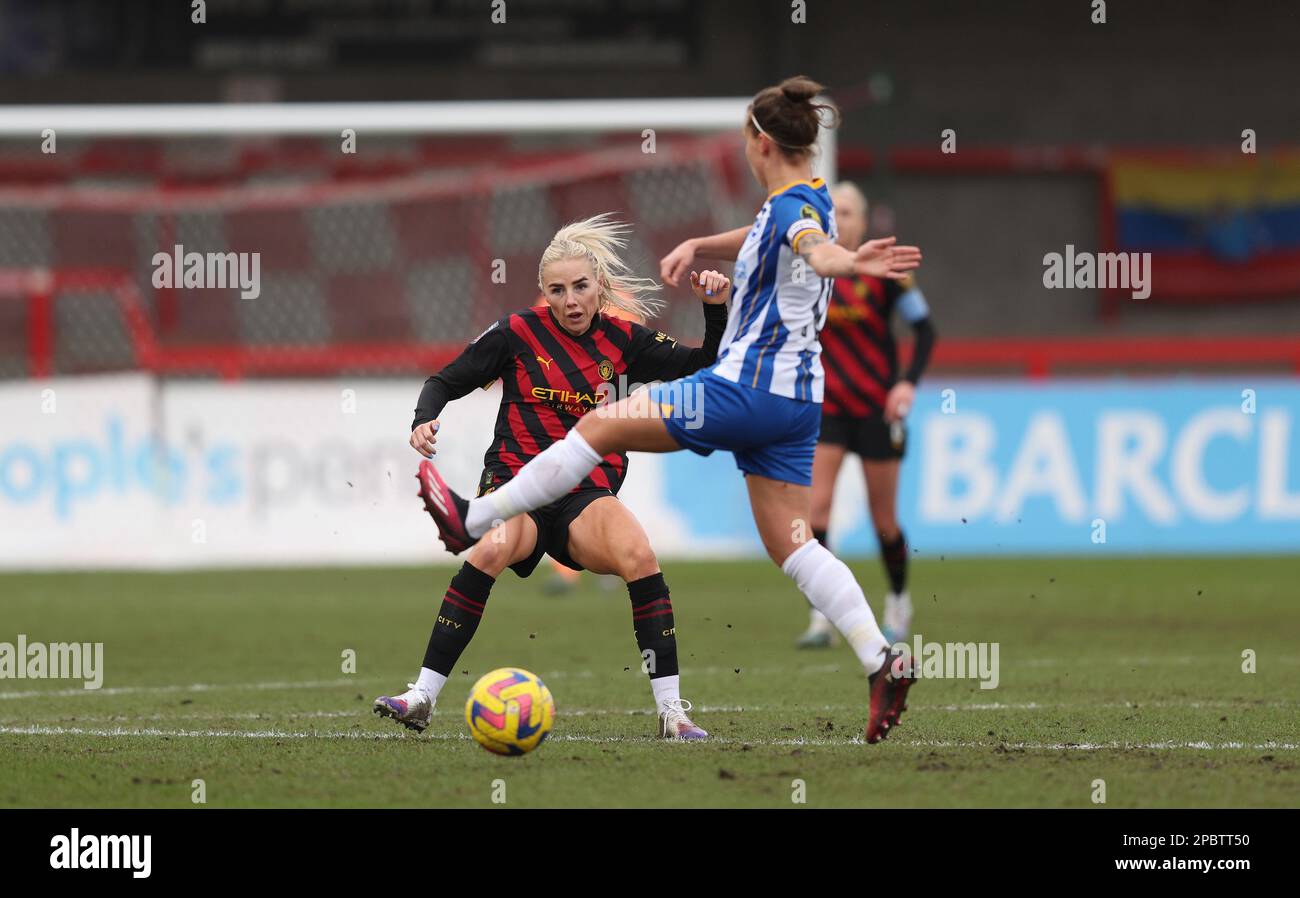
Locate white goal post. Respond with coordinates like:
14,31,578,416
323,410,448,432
0,98,837,182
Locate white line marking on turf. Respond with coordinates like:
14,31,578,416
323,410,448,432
3,698,1296,726
0,678,381,701
0,666,847,701
1,724,1296,751
14,697,1300,724
5,658,1298,702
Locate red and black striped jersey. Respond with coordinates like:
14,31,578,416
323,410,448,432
820,273,933,417
414,301,728,495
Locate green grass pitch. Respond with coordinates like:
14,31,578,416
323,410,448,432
1,556,1297,808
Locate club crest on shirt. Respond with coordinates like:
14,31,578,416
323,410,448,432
598,358,614,380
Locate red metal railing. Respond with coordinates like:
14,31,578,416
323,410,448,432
7,267,1300,381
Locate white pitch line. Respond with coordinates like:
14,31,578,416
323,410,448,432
4,698,1296,727
0,666,848,701
4,658,1298,702
905,739,1300,752
0,678,381,702
1,724,1297,751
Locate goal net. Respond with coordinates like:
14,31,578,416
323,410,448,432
0,99,801,380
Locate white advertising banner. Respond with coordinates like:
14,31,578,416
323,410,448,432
0,374,161,568
5,374,1297,569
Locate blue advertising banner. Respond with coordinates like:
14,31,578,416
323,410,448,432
659,379,1300,556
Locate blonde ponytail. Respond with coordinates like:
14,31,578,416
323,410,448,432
538,213,664,321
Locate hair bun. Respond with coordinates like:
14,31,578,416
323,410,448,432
779,75,824,103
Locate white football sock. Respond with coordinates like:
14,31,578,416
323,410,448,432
465,429,603,537
782,539,889,675
415,667,447,702
651,674,681,710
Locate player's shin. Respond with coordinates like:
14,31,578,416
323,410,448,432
879,528,909,595
627,573,706,739
878,528,913,642
782,539,889,674
418,561,495,698
628,573,680,699
802,528,835,637
465,430,603,537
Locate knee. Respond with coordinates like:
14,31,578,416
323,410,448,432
763,532,801,567
574,413,612,456
467,531,515,577
618,539,660,582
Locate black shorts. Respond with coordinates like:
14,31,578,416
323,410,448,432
818,411,906,460
475,469,613,578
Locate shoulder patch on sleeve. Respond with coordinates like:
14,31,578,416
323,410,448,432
470,319,500,345
798,203,822,226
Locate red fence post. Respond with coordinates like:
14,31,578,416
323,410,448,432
26,274,53,378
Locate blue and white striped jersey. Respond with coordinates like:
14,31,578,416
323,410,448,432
710,178,835,402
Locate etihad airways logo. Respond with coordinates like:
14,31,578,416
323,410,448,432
826,304,875,325
526,376,706,429
531,386,603,407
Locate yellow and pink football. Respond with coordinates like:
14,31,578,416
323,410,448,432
465,667,555,756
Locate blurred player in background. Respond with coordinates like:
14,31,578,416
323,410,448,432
796,182,937,648
417,76,924,743
375,215,730,740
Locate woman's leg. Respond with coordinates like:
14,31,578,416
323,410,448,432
465,390,680,537
420,513,540,691
863,458,901,544
748,472,915,743
374,514,539,730
564,496,706,738
863,458,912,638
800,442,848,643
746,473,890,675
811,442,847,542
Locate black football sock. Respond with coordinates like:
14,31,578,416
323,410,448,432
422,561,495,676
878,529,908,595
627,572,679,680
813,528,830,553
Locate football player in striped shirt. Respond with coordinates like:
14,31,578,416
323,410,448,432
796,182,937,649
417,77,924,744
374,215,730,740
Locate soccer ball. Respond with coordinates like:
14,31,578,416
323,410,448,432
465,667,555,756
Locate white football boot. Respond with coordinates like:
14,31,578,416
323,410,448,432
882,591,913,647
657,698,708,740
373,684,434,733
795,608,837,649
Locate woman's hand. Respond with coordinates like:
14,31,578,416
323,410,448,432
410,420,440,457
884,381,915,423
853,237,923,280
659,238,698,288
690,269,731,304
